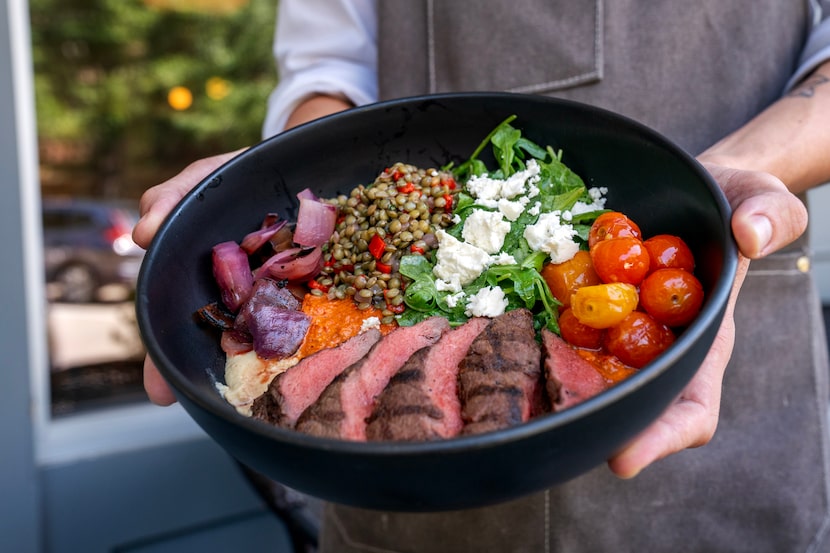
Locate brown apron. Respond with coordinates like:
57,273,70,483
319,1,830,551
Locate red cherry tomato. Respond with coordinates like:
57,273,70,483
643,234,695,273
541,250,601,307
603,311,675,369
575,348,639,385
558,307,604,349
639,268,704,327
590,237,650,285
588,211,642,249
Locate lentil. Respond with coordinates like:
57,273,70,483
313,161,458,313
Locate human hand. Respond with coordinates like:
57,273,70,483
134,149,246,405
607,162,808,478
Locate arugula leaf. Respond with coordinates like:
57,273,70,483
400,116,603,337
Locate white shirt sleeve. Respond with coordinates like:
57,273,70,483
262,0,379,138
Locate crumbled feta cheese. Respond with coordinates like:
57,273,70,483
497,197,527,221
528,201,541,216
436,276,463,293
462,209,511,254
465,286,508,318
466,159,541,202
433,230,492,292
445,291,466,308
571,186,608,215
360,317,380,332
491,252,516,265
523,211,580,263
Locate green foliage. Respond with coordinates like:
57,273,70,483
30,0,278,197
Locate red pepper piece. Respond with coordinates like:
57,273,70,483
368,234,386,259
308,279,329,292
410,244,425,254
376,261,392,274
397,182,415,194
442,193,454,211
387,302,405,314
442,176,457,190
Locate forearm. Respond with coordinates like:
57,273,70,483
284,94,354,130
699,60,830,194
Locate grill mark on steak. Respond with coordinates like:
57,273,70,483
541,329,608,411
295,316,450,441
365,317,490,442
250,328,382,429
458,309,543,436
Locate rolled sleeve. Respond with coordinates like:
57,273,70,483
785,13,830,90
262,0,378,138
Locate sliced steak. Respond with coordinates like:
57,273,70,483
250,328,382,428
295,316,450,441
459,308,543,436
366,317,491,441
541,329,608,411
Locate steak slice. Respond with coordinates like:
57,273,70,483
541,329,608,411
366,317,491,442
295,316,450,441
459,308,543,436
250,328,382,428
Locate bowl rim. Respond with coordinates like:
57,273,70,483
137,91,739,456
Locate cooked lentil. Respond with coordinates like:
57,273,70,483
312,162,458,312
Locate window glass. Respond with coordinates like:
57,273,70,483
29,0,277,416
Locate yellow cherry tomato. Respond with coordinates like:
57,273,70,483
570,283,639,329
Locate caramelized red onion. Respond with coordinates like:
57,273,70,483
200,189,339,360
212,241,254,312
253,246,323,282
293,188,337,248
240,219,288,255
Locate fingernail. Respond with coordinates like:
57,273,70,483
750,215,772,255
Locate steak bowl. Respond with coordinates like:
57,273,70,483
135,92,738,512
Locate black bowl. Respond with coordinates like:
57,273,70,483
136,92,738,512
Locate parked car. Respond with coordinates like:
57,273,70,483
42,198,145,303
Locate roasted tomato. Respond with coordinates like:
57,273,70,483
541,250,601,307
590,237,650,285
570,282,639,329
588,211,642,249
639,268,704,327
558,307,604,349
575,348,638,385
643,234,695,273
603,311,675,368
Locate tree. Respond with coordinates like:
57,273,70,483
30,0,277,199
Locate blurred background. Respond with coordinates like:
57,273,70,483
32,0,276,417
4,1,304,552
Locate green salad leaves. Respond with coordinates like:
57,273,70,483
396,116,608,334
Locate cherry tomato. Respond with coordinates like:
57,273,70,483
590,237,650,285
643,234,695,273
588,211,642,249
575,348,638,385
541,250,601,307
558,307,604,349
603,312,675,369
570,282,639,329
639,268,704,327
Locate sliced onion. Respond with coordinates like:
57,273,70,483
212,241,253,312
253,246,323,282
221,330,253,355
293,188,337,247
240,219,287,255
244,306,311,359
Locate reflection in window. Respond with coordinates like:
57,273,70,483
30,0,277,416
